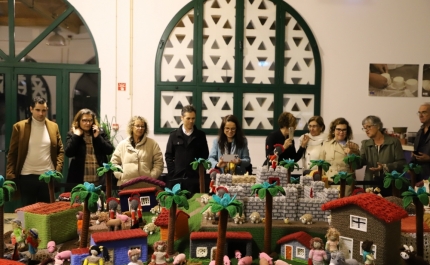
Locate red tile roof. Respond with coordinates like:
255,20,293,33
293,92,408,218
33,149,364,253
276,231,312,247
16,201,81,215
401,216,430,233
92,229,148,243
0,260,28,265
190,231,253,240
118,187,157,196
154,208,190,226
321,193,408,223
71,247,90,254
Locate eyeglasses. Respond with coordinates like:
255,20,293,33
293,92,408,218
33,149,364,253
224,128,236,132
335,128,347,132
81,119,93,123
134,125,145,129
362,125,375,131
417,111,429,116
308,125,319,129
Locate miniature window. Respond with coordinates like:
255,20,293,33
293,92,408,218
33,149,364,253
140,196,150,206
350,215,367,232
296,247,305,259
196,247,208,258
359,241,377,259
129,246,141,258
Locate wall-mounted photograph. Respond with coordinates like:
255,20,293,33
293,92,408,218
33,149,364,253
422,64,430,97
369,64,419,97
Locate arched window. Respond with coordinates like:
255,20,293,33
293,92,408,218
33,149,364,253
155,0,321,136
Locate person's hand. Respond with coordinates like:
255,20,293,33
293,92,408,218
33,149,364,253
413,152,430,162
373,64,388,73
301,134,310,148
232,157,241,165
217,157,227,168
283,138,293,150
369,73,388,89
72,126,83,136
344,142,359,154
92,124,100,138
369,162,383,172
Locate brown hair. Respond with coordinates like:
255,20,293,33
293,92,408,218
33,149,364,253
70,108,100,131
278,112,297,129
217,114,246,152
127,116,148,138
328,117,353,140
308,116,325,132
310,237,324,250
181,105,196,116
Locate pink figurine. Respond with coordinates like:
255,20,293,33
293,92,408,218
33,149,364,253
173,253,186,265
238,256,252,265
151,240,168,265
55,250,72,262
235,250,242,259
223,255,231,265
259,252,273,265
309,237,327,265
273,260,291,265
128,249,144,265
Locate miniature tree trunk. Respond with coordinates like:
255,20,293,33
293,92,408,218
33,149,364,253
264,193,273,254
167,203,177,258
317,166,322,180
414,197,424,257
199,164,205,194
286,170,291,184
106,171,113,199
0,205,4,258
391,184,401,198
340,179,346,198
409,170,417,188
79,200,90,248
349,164,355,193
215,209,229,265
48,179,56,203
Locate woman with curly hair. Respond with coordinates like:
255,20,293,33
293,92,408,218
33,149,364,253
111,116,164,186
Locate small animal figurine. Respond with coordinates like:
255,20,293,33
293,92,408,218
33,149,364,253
361,240,375,265
200,194,211,204
259,252,273,265
250,212,261,223
150,205,164,215
128,248,144,265
150,240,168,265
83,245,110,265
173,253,187,265
300,213,313,224
55,250,72,263
233,213,246,224
26,228,41,261
325,227,340,260
235,250,242,259
273,260,291,265
283,217,290,224
203,206,215,220
143,222,158,234
238,256,253,265
400,245,429,265
223,255,231,265
309,237,327,265
329,251,360,265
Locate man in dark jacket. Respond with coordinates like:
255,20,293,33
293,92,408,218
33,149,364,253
165,105,209,195
413,102,430,180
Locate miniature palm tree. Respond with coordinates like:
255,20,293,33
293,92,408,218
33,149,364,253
156,183,190,259
190,158,212,193
403,163,422,188
343,154,361,192
70,182,104,248
39,170,63,203
0,175,16,258
290,176,300,184
97,162,122,198
383,170,409,197
402,186,430,258
279,159,299,184
333,171,354,198
200,193,243,265
251,181,286,253
309,159,331,181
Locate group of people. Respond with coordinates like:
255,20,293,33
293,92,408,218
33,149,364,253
5,96,430,206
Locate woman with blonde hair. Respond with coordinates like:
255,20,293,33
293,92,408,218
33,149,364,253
111,116,164,186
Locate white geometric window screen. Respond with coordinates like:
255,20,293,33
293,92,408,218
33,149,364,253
196,247,208,258
284,13,315,85
283,94,314,130
296,247,306,259
160,91,193,128
243,0,276,84
202,92,234,129
161,9,194,82
203,0,236,83
243,93,274,129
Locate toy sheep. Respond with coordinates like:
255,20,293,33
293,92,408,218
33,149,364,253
143,222,158,234
200,194,211,204
233,213,246,224
203,206,215,220
150,205,164,215
329,251,360,265
300,213,313,224
250,212,261,223
400,245,429,265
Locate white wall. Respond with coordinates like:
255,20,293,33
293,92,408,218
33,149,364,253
67,0,430,168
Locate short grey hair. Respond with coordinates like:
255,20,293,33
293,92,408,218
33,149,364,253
362,115,383,132
421,102,430,111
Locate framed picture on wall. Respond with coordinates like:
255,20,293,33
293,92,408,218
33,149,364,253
369,63,419,97
422,64,430,97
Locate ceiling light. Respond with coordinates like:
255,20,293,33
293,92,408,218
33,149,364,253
46,28,66,46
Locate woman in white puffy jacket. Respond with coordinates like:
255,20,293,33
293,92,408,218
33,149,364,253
110,116,164,186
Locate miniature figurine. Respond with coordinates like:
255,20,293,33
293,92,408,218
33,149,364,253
83,245,110,265
106,197,120,219
400,245,429,265
172,253,187,265
26,228,41,261
325,227,340,260
361,240,375,265
129,197,142,229
309,237,327,265
235,250,242,259
300,213,313,224
11,219,25,249
76,211,83,242
209,168,220,195
268,144,284,169
249,212,261,224
143,222,158,235
329,251,360,265
128,248,144,265
216,186,228,198
151,240,168,265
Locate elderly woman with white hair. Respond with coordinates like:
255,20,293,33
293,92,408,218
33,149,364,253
110,116,164,186
360,115,406,196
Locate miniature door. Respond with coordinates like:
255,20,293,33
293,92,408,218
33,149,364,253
284,245,292,260
339,236,353,259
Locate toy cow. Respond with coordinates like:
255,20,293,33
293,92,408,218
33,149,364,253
400,245,429,265
250,212,261,223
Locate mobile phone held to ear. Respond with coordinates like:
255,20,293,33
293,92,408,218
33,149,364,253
289,127,295,140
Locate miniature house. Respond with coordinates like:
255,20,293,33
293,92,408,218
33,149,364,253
400,216,430,261
321,193,408,265
118,187,158,212
277,231,312,262
90,229,148,265
70,247,90,265
189,231,252,259
154,208,190,241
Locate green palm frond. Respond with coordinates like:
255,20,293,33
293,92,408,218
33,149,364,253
190,158,211,170
70,182,103,212
383,170,409,189
402,186,430,208
39,170,63,183
403,163,422,174
0,175,16,206
200,193,243,218
250,181,285,199
342,154,361,170
156,183,190,210
309,160,331,172
97,162,123,176
279,159,300,172
333,171,354,185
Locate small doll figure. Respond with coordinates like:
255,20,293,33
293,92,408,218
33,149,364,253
76,211,83,242
361,240,375,265
107,197,120,219
308,237,327,265
151,240,168,265
47,240,57,258
268,144,284,169
216,186,228,198
83,245,110,265
325,227,340,260
11,219,25,249
128,248,144,265
209,168,220,195
26,228,41,261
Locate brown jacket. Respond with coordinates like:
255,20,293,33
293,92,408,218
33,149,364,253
6,117,64,179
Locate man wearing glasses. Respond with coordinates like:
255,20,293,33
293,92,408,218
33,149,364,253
413,103,430,180
6,96,64,205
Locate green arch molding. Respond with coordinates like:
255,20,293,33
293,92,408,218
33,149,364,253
155,0,321,136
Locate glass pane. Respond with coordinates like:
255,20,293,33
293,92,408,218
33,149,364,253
284,13,315,85
243,0,276,84
161,10,194,82
202,0,236,83
25,11,95,64
283,94,314,130
242,92,274,129
0,23,9,56
201,91,234,129
17,73,56,121
160,91,193,128
70,72,100,122
0,73,5,176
